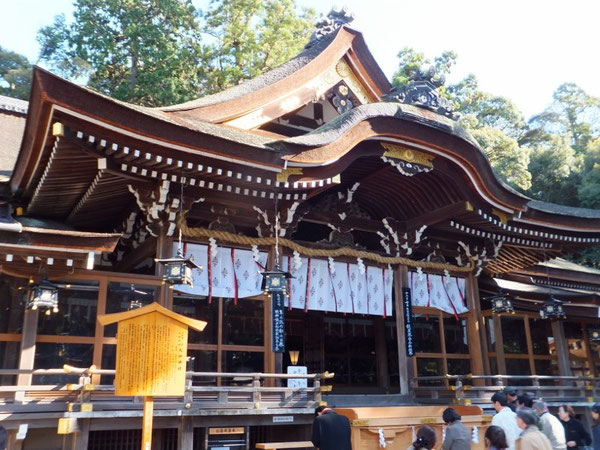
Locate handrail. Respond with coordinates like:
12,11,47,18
412,374,598,381
0,368,334,380
0,367,331,415
411,373,600,405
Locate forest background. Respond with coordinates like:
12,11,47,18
1,0,599,264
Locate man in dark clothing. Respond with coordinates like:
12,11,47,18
0,425,6,450
504,387,518,412
311,406,352,450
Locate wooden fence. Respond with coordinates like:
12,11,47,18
412,374,600,406
0,368,332,417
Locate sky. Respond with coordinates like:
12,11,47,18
1,0,599,119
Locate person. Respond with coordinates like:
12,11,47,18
492,392,522,450
408,426,437,450
516,407,552,450
532,400,566,450
0,425,6,450
504,387,518,412
485,425,509,450
591,403,600,450
442,407,471,450
517,394,534,409
311,405,351,450
558,404,591,450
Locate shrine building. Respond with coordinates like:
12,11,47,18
1,10,600,450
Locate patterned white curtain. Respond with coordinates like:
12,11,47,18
173,243,267,299
410,271,468,315
283,257,393,316
174,243,395,316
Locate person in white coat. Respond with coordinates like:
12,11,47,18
492,392,522,450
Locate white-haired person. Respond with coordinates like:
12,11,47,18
515,407,552,450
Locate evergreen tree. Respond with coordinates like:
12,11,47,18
0,47,32,100
199,0,315,94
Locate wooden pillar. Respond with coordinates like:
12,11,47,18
551,320,573,377
264,246,277,381
92,278,108,385
493,314,507,376
178,416,194,450
7,429,24,450
15,308,39,401
155,233,173,307
374,317,390,392
394,265,413,395
465,275,485,385
71,419,91,450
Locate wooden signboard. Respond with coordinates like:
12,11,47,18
98,302,206,450
114,313,188,396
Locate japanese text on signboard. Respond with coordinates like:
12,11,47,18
403,287,415,357
272,291,285,353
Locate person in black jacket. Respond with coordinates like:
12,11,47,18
311,406,352,450
558,404,592,449
591,403,600,450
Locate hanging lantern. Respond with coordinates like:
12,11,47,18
487,292,515,314
261,266,293,295
155,248,201,288
24,279,59,315
589,329,600,343
539,296,566,320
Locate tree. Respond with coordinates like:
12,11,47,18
392,48,531,191
0,47,32,100
578,138,600,209
524,83,600,153
198,0,315,94
449,75,525,139
37,0,204,107
391,47,456,91
460,116,532,190
526,135,582,205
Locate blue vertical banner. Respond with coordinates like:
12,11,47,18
271,291,286,353
402,287,415,357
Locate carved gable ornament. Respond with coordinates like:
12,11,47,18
383,67,458,119
305,7,355,48
380,142,434,176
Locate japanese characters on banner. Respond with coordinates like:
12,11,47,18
282,257,393,317
173,243,268,300
409,271,468,315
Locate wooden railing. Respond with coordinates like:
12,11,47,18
0,368,332,417
412,374,600,405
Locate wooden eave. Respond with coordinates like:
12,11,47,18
0,225,120,277
10,68,285,198
514,264,600,288
4,225,120,252
160,27,391,125
273,109,600,234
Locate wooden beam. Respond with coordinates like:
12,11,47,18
303,201,474,235
115,237,157,273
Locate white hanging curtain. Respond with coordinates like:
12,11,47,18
410,271,468,315
174,243,267,300
175,243,394,316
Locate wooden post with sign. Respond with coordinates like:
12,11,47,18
98,302,206,450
